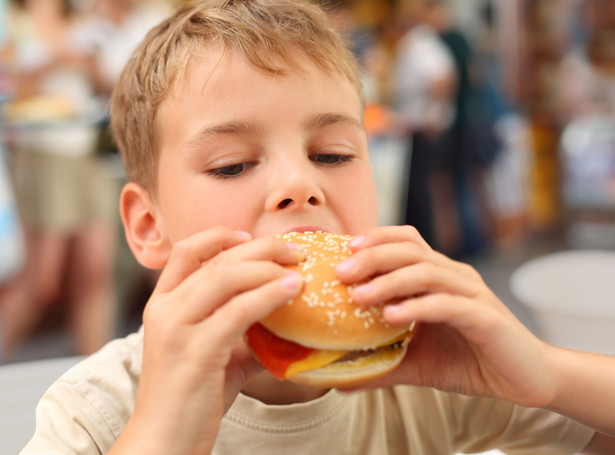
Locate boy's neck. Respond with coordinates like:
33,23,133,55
241,372,329,405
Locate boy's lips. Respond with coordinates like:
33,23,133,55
284,226,331,234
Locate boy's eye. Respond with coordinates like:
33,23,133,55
208,162,253,178
310,154,352,166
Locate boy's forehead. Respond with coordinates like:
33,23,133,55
167,42,359,106
170,43,230,97
156,42,364,151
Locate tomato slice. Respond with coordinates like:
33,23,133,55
246,324,315,379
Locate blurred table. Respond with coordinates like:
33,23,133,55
510,249,615,355
0,356,84,454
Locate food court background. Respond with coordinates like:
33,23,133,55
1,0,614,363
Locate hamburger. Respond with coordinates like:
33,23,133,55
246,231,414,388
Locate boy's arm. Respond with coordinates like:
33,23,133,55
335,225,615,447
109,228,304,455
547,348,615,453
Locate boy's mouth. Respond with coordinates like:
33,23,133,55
284,226,331,234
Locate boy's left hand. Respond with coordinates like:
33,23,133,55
335,225,556,408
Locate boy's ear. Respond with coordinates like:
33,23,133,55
120,182,171,270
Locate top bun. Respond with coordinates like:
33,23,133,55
260,231,408,350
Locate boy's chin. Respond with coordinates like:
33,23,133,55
242,371,329,405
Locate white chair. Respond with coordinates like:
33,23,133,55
0,356,83,454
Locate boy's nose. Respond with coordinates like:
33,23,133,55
276,195,320,210
265,163,325,212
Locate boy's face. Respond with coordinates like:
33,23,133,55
151,45,377,247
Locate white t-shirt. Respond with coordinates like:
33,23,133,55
20,328,595,454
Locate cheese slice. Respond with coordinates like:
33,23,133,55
285,349,346,378
284,331,413,378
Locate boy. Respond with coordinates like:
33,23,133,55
21,1,615,453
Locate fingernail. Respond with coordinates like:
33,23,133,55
282,272,302,289
349,235,365,248
235,230,251,240
383,304,405,321
352,283,373,298
286,242,303,252
383,304,402,316
336,258,357,274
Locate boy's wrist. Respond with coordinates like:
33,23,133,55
542,344,615,438
540,342,568,410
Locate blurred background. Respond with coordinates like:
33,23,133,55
1,0,614,364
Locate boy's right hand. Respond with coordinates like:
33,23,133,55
110,227,304,455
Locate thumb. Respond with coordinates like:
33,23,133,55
234,337,264,381
224,338,263,411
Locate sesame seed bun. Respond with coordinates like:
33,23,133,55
261,231,409,350
248,231,413,388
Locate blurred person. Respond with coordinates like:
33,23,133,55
391,0,456,247
471,1,531,250
78,0,172,96
553,0,615,248
422,0,499,258
73,0,172,332
556,0,615,123
0,0,117,361
0,124,26,366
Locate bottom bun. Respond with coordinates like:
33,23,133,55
287,336,411,388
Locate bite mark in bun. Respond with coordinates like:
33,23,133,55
246,231,414,388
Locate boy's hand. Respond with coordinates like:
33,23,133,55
113,227,304,455
335,225,556,408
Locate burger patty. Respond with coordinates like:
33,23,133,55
333,339,407,364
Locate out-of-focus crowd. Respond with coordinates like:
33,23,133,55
1,0,615,363
332,0,615,255
0,0,174,362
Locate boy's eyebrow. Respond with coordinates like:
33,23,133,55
185,119,266,149
186,112,364,150
304,112,364,131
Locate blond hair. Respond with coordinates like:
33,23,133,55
110,0,362,191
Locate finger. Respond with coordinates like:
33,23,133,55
173,261,303,324
194,271,304,350
229,337,265,383
223,339,265,411
156,227,252,294
382,292,504,339
335,241,429,283
338,240,476,287
349,225,431,252
350,262,481,307
209,236,305,268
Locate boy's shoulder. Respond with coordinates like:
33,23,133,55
20,329,143,454
63,327,143,384
59,327,144,404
